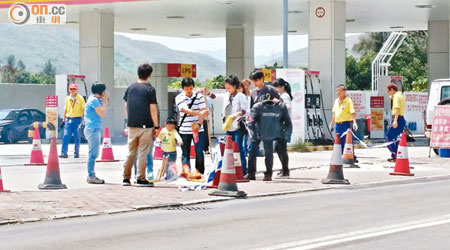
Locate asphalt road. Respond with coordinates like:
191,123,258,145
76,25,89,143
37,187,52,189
1,179,450,250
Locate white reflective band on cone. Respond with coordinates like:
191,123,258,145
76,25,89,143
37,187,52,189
32,139,41,150
343,143,353,154
103,138,112,148
331,144,343,165
222,149,235,173
397,146,409,159
233,152,241,166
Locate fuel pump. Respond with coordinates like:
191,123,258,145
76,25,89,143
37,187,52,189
305,71,325,142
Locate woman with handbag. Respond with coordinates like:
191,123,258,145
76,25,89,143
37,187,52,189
222,75,249,175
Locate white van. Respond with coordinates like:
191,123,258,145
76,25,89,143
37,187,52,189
425,79,450,138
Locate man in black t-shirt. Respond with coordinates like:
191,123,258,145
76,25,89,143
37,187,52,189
122,63,159,187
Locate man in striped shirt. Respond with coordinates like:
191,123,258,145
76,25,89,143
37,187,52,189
175,78,209,175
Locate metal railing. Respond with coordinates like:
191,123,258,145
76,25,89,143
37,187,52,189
371,32,407,92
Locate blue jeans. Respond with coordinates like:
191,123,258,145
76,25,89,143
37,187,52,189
181,132,205,174
163,151,177,163
227,130,247,175
84,127,101,177
164,151,177,180
386,116,406,158
243,135,249,155
248,139,260,176
335,121,358,160
62,117,82,155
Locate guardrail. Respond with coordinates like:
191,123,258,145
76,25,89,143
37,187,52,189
28,122,56,138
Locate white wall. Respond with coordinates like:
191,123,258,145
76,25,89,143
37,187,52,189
0,83,55,112
0,83,128,136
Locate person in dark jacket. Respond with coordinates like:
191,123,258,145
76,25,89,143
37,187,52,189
246,70,280,180
248,100,292,181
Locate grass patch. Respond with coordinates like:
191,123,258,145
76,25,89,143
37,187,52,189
289,141,313,152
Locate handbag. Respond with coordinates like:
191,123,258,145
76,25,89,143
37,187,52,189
238,118,248,136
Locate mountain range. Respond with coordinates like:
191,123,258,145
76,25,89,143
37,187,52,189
0,23,362,84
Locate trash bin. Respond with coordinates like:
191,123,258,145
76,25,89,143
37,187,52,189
439,149,450,158
354,118,366,141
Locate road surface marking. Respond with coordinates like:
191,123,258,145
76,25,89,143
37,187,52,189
258,214,450,250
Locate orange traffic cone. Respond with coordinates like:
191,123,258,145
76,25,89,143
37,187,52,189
38,137,67,189
209,136,246,197
233,141,248,183
25,128,46,166
153,139,163,160
390,133,414,176
190,141,196,158
0,165,10,192
322,133,350,184
342,129,359,168
97,127,119,162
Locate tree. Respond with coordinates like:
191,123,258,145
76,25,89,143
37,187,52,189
0,55,18,83
205,75,225,89
346,52,375,90
353,33,389,56
17,60,25,71
264,62,283,70
347,31,428,91
16,70,31,83
168,77,182,89
43,60,56,76
388,31,428,91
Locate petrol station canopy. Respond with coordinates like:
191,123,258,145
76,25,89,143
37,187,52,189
0,0,449,37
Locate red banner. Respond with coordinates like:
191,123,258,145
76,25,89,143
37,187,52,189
430,106,450,148
45,95,58,108
167,64,197,78
370,96,384,108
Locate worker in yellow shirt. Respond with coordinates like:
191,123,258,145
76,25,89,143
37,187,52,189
386,83,406,162
60,83,86,158
329,84,358,162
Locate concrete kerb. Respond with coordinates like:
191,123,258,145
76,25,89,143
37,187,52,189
288,144,366,153
2,173,450,226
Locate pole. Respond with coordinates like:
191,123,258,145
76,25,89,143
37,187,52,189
283,0,289,68
204,90,213,160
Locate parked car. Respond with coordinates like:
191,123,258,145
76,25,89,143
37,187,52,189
0,108,46,144
425,79,450,155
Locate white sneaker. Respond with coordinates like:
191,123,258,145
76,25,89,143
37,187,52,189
87,176,105,184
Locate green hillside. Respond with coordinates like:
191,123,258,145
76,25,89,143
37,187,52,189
0,23,225,84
